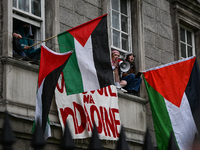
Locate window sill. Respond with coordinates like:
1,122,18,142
0,56,39,72
117,89,148,105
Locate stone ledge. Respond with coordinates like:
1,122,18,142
0,110,60,127
0,56,39,72
124,127,145,144
117,89,148,105
0,99,58,116
0,99,59,123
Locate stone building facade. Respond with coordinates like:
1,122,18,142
0,0,200,149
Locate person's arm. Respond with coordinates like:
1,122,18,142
23,46,30,50
112,59,118,70
13,33,22,39
24,38,34,51
122,72,129,78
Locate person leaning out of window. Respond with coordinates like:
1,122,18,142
13,21,40,64
121,53,142,95
111,50,127,90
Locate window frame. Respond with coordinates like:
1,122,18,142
172,0,200,61
13,0,42,18
12,0,45,44
110,0,132,54
180,25,195,59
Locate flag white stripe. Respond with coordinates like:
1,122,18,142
35,82,43,124
35,79,51,139
41,43,73,56
165,92,197,150
74,36,100,92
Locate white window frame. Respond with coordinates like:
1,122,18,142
180,25,195,59
12,0,45,43
110,0,132,53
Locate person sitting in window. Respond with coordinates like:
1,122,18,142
122,53,142,95
13,21,40,64
13,32,28,59
111,50,127,90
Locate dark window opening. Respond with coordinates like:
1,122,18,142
13,19,40,64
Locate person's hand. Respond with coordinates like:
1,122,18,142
135,72,142,78
13,33,22,39
113,59,118,68
24,46,30,50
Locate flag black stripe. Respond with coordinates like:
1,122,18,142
41,59,70,132
91,16,114,88
185,59,200,134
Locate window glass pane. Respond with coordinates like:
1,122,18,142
31,0,41,17
188,46,193,57
120,0,127,15
112,0,119,11
19,0,29,12
180,27,185,42
13,0,17,7
181,43,186,58
113,30,120,48
122,34,128,51
112,11,119,29
187,30,192,45
121,15,128,33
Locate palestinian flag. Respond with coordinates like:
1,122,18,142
57,14,114,95
33,44,72,139
143,56,200,150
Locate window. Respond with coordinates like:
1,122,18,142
172,1,200,61
180,25,195,58
110,0,131,53
12,0,45,50
13,0,41,17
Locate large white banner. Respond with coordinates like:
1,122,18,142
55,74,121,140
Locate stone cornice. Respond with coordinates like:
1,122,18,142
172,0,200,11
0,99,58,117
0,56,39,72
117,90,148,105
172,0,200,19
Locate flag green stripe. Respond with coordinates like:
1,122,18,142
58,32,84,94
31,118,50,133
143,75,175,150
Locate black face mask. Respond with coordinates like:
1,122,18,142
23,26,29,34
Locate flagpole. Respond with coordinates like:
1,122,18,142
29,35,58,48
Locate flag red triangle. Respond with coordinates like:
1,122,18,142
143,57,196,107
67,14,107,47
38,45,72,88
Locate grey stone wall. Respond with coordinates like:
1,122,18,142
0,0,3,102
142,0,174,146
44,0,104,51
0,0,2,55
143,0,174,70
45,0,55,50
59,0,103,33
